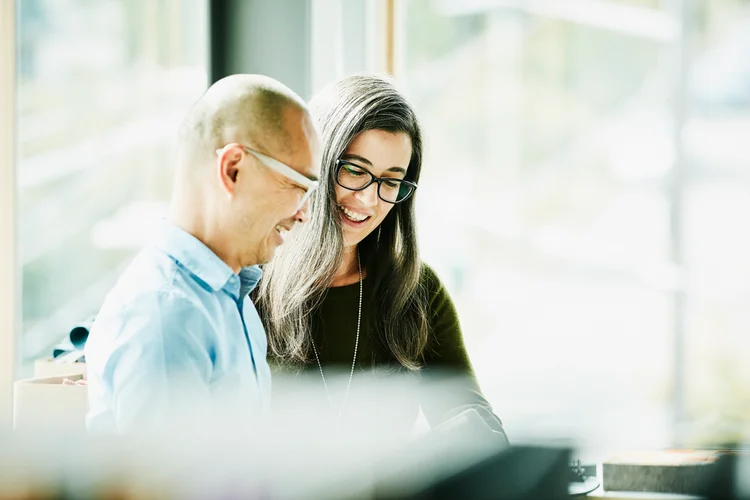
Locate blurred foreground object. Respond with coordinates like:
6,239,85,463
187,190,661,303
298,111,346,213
603,449,750,497
1,373,569,499
13,374,87,432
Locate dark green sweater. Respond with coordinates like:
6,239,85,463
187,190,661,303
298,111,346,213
271,264,507,439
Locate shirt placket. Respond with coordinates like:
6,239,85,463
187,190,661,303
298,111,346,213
227,277,258,378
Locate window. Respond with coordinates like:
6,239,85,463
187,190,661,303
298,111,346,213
17,0,208,373
400,0,750,452
682,0,750,445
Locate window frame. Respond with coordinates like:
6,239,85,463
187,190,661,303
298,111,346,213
1,0,18,428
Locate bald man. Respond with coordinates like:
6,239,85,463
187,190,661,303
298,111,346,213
85,75,321,432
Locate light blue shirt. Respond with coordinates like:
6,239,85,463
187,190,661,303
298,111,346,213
85,220,271,432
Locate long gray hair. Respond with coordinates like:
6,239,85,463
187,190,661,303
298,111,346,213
256,74,428,371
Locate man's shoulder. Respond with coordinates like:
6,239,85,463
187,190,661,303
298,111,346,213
86,252,216,354
108,246,215,307
92,248,215,334
115,246,180,295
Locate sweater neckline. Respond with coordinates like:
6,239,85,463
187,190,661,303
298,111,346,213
326,277,369,297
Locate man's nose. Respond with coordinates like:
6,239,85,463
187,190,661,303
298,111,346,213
294,197,311,223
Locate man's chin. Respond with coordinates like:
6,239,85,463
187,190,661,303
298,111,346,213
256,246,278,266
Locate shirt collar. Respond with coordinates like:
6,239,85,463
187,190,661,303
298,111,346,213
152,219,262,297
239,266,263,298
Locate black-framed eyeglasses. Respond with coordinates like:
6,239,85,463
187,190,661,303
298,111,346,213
335,160,417,204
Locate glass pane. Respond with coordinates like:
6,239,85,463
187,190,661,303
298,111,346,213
17,0,208,373
683,0,750,445
403,0,676,455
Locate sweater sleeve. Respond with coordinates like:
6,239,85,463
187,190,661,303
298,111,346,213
419,264,509,444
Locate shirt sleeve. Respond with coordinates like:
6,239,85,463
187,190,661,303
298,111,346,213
419,265,509,445
93,291,214,432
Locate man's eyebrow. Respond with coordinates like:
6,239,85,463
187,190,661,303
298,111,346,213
280,169,317,191
289,168,318,183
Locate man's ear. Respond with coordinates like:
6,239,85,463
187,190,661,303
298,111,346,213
217,145,242,196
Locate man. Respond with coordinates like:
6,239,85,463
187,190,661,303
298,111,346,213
85,74,321,432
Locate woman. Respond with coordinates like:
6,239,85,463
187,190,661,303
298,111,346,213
257,74,507,442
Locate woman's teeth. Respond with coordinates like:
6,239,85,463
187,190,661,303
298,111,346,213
341,206,369,222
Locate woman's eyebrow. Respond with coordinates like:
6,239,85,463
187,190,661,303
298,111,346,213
341,153,372,166
386,166,407,174
342,154,407,175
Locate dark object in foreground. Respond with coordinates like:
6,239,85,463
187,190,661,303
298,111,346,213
373,408,571,499
603,449,749,498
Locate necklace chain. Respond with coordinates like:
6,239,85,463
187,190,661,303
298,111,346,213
310,249,362,419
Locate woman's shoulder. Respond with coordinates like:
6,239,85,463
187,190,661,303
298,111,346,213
418,262,452,302
418,262,464,355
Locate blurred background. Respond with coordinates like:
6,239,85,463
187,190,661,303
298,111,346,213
7,0,750,460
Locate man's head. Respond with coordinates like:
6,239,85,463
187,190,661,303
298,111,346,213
173,74,321,270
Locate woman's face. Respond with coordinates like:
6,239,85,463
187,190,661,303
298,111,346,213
334,129,413,249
